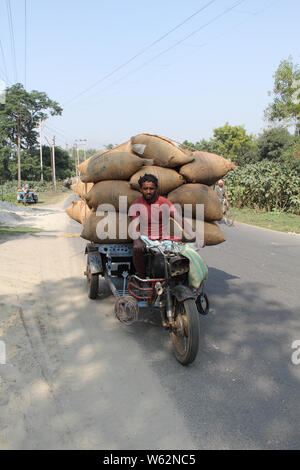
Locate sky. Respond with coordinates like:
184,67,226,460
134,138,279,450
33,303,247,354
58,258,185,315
0,0,299,150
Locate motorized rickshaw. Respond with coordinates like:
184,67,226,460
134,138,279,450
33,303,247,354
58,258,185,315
84,236,209,365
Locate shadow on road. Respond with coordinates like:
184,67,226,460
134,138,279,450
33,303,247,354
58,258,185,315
1,263,299,450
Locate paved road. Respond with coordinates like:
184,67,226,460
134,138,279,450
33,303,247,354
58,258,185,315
1,198,299,449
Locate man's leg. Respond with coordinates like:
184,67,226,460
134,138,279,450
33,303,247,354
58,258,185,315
133,238,146,277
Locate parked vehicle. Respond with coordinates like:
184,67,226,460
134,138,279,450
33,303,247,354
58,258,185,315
85,237,209,366
17,190,38,204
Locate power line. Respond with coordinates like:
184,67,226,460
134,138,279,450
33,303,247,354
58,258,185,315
6,0,18,83
24,0,27,89
64,0,217,106
180,0,278,49
78,0,246,105
44,122,75,143
0,38,10,85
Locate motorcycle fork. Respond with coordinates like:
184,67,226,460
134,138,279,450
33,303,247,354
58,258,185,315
163,255,174,326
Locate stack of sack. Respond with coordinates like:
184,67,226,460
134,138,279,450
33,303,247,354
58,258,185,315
65,133,237,246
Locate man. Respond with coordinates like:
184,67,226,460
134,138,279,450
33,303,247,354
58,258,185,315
129,174,181,277
215,179,230,211
214,179,228,200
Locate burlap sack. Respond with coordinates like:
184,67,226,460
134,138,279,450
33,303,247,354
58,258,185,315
81,211,132,244
77,151,104,176
71,181,93,199
66,200,92,225
168,184,223,221
81,150,151,184
130,166,185,195
180,151,237,185
85,180,141,211
77,142,132,175
131,134,194,168
170,217,226,246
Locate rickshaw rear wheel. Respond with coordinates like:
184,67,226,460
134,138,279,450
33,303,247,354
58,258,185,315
170,299,200,366
88,274,99,299
86,259,99,299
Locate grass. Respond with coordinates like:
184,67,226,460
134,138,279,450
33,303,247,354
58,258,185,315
34,190,70,205
0,226,42,237
234,207,300,234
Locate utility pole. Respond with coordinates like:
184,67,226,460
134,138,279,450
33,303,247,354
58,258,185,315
75,140,80,178
17,116,21,188
52,136,56,191
39,118,43,181
45,135,56,191
79,139,87,160
73,143,77,177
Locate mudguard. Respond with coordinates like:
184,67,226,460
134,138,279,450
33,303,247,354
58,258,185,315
85,245,103,274
173,285,195,302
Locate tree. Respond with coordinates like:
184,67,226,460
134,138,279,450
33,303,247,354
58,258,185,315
257,127,294,161
104,143,115,150
0,83,62,156
182,123,258,165
265,57,300,134
33,146,75,180
181,138,218,153
0,147,13,181
212,124,257,164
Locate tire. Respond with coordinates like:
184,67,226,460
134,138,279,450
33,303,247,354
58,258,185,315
86,258,99,299
224,207,234,226
170,299,200,366
88,274,99,299
196,293,209,315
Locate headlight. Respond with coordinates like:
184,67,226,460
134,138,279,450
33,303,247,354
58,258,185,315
168,256,189,277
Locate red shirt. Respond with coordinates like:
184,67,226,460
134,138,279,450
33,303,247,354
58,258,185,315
129,195,180,241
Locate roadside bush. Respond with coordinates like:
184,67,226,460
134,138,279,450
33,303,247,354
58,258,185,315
225,160,300,214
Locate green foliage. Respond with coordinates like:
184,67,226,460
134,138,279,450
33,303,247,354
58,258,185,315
0,83,66,181
211,123,258,165
32,146,75,180
0,83,62,155
225,160,300,214
265,57,300,132
0,145,75,182
257,127,295,161
0,146,12,180
181,139,217,153
182,123,258,165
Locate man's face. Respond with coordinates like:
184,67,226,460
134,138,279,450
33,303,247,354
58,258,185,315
140,181,158,203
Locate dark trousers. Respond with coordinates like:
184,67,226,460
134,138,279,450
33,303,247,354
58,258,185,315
133,238,146,277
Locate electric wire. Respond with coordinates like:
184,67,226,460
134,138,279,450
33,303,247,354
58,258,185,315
24,0,27,89
73,0,246,106
44,123,75,143
0,38,11,84
64,0,217,105
6,0,18,83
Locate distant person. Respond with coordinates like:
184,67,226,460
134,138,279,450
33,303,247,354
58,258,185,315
215,179,229,200
215,179,230,212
